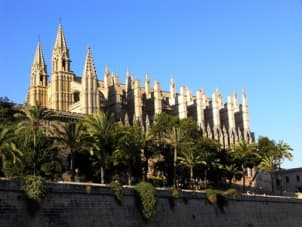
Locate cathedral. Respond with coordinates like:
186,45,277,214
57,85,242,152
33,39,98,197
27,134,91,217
27,23,254,147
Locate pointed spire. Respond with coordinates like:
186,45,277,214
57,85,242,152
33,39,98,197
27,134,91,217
105,65,110,74
54,23,68,50
83,47,97,77
33,41,46,67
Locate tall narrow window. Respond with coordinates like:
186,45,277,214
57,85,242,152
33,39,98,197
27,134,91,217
73,91,80,102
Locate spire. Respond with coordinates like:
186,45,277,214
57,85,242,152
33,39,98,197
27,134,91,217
54,23,68,50
105,65,110,75
83,47,97,77
33,41,46,70
33,41,46,67
52,23,70,73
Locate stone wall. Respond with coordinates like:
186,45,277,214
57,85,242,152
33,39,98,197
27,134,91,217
1,179,302,227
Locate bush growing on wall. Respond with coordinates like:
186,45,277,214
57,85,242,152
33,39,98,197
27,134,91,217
109,181,123,204
20,175,46,201
134,181,158,221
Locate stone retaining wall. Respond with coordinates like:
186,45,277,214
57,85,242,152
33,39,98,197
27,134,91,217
0,179,302,227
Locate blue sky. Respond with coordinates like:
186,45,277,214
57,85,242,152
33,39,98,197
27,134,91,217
0,0,301,168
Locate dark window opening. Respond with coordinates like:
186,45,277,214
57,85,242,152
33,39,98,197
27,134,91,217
74,92,80,102
297,175,300,182
62,59,66,71
286,176,289,184
276,179,280,186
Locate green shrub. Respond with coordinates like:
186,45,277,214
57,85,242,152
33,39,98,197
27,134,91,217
134,181,158,221
21,175,46,201
204,188,231,213
171,187,181,199
109,181,123,204
205,188,217,204
223,188,240,198
148,176,168,187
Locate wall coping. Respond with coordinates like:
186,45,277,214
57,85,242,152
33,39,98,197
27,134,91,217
1,178,301,204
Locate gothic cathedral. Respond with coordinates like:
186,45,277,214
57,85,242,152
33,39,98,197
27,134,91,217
27,23,254,147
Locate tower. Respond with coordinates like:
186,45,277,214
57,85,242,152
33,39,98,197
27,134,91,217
169,77,176,106
154,80,162,115
178,86,187,119
27,41,48,107
242,89,251,142
196,89,206,130
80,47,100,114
50,23,73,111
145,73,151,99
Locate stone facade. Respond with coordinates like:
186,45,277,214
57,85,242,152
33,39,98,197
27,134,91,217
27,23,254,147
256,168,302,193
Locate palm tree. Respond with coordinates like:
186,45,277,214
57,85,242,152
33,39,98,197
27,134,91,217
258,156,277,193
0,126,23,167
15,104,55,175
196,137,219,188
178,147,204,184
139,127,156,181
230,140,257,192
274,141,293,194
112,124,142,185
82,111,115,184
52,121,87,181
163,126,184,187
224,164,241,187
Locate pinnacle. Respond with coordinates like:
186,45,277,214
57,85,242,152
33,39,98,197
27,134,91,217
33,41,46,67
83,47,97,77
54,23,68,50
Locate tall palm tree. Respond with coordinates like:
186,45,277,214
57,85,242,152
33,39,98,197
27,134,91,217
15,104,55,175
52,121,87,181
178,147,204,183
163,126,184,187
139,127,156,181
112,124,142,185
230,140,257,192
224,164,241,187
196,137,219,188
275,141,293,194
0,126,23,167
258,156,277,193
82,111,115,184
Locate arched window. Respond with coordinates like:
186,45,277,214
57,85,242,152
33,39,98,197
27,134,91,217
73,91,80,103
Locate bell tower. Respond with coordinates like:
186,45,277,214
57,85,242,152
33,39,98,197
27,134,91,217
49,23,74,111
27,41,48,107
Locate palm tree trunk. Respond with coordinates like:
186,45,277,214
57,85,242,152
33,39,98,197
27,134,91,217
70,151,75,181
173,146,177,187
127,170,131,186
33,133,36,176
204,168,208,188
190,166,193,183
271,173,275,193
100,166,104,184
242,164,246,193
278,160,282,195
144,158,149,181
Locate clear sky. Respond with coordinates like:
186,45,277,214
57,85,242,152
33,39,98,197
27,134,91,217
0,0,301,168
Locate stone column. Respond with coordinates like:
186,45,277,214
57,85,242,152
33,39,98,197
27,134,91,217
154,80,162,115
